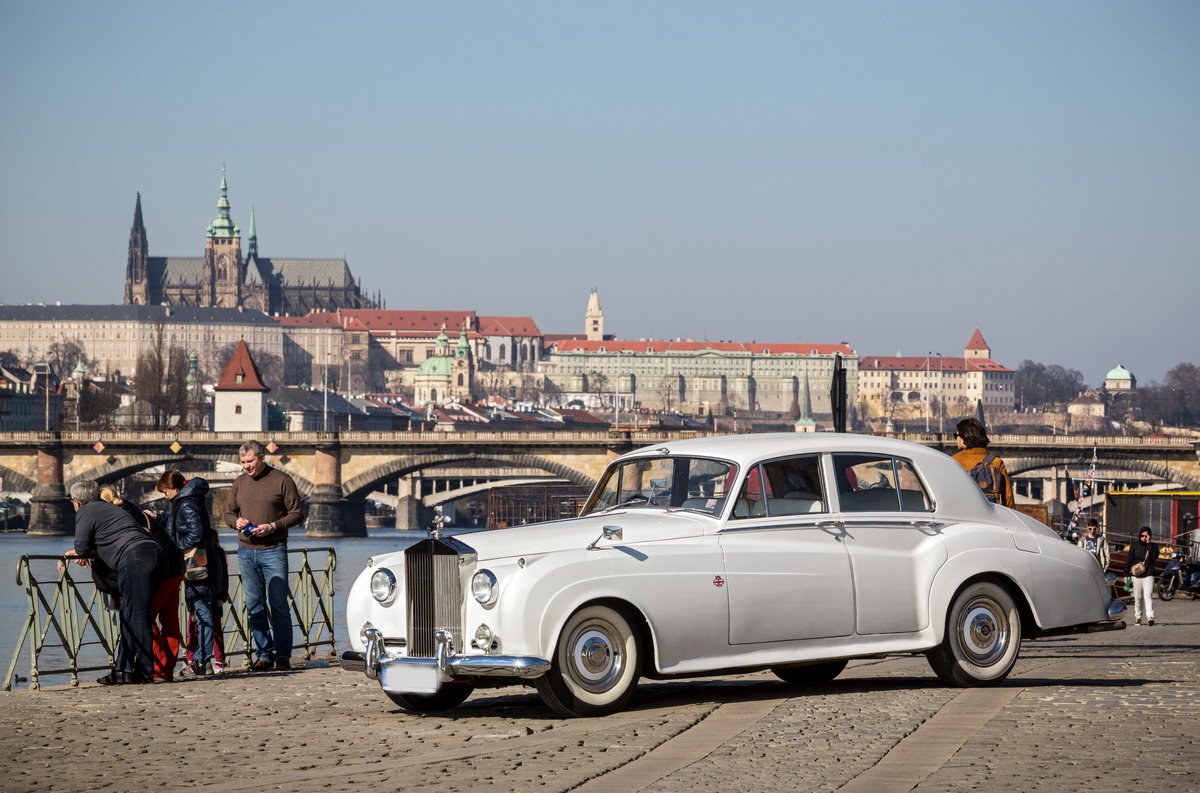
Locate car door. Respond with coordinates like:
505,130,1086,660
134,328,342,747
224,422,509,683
831,453,948,635
720,456,855,644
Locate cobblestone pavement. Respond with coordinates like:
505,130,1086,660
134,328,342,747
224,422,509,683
1,600,1197,792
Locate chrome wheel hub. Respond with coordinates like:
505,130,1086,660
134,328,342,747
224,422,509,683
566,622,624,693
958,597,1009,666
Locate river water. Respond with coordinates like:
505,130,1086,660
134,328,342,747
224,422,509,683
0,527,486,688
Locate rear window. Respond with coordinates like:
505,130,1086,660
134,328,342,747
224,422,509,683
832,454,932,513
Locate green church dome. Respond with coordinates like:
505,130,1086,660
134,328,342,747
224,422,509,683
418,354,453,377
1105,363,1133,381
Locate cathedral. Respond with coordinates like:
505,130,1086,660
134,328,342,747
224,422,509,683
123,173,377,315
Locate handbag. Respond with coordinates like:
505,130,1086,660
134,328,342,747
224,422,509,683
184,546,209,581
1130,545,1150,578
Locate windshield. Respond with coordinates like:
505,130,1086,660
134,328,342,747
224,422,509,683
580,456,738,516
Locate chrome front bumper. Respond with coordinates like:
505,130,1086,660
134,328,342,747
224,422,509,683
343,628,550,694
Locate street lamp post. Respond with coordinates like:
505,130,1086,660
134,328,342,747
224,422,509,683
34,361,50,431
936,353,944,434
925,354,931,433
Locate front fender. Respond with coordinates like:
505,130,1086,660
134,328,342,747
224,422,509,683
494,536,725,674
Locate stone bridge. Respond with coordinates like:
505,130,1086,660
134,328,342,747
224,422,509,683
0,430,1195,537
0,430,695,536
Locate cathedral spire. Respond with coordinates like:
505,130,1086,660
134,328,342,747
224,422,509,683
209,168,238,239
247,204,258,260
133,192,145,232
125,192,150,305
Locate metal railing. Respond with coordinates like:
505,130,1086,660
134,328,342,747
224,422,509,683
4,547,336,691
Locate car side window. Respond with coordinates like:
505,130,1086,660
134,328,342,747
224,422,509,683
760,455,826,515
833,454,932,513
730,457,826,518
730,465,767,519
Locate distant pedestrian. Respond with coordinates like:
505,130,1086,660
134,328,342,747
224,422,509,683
951,417,1014,508
99,485,184,682
1126,526,1160,626
1076,517,1111,571
222,440,304,671
158,470,226,677
66,479,167,685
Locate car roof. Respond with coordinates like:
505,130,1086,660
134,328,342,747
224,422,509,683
617,432,945,466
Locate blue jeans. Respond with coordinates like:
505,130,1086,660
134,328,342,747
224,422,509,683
238,545,292,661
191,592,215,665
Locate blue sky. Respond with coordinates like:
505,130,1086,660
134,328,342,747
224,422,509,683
1,1,1196,385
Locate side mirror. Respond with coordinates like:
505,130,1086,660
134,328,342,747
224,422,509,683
587,524,623,551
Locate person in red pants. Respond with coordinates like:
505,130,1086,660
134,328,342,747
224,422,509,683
100,485,185,681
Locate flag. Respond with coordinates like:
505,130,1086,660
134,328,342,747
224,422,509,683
1063,469,1078,505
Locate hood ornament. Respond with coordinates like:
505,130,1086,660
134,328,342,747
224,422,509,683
429,505,448,540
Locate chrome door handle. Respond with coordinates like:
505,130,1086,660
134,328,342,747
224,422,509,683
817,520,846,539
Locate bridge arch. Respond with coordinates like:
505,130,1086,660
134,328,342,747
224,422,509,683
64,453,317,497
342,452,598,501
0,463,35,494
1006,453,1200,491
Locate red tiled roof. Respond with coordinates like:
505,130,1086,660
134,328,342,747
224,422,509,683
340,309,477,332
277,312,341,328
965,328,990,351
549,339,855,356
859,355,1012,373
478,315,542,337
215,340,270,391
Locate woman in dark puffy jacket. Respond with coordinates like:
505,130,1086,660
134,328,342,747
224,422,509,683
158,470,227,676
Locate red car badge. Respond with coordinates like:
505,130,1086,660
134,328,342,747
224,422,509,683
713,575,725,588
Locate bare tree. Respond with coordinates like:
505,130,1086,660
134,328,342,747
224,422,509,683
135,321,189,429
1014,360,1086,408
47,338,90,376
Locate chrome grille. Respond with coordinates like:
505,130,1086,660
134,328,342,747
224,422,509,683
404,537,475,658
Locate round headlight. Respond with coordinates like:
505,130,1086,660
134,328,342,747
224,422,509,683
370,568,397,605
471,569,498,606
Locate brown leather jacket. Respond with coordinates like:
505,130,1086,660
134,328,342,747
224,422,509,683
952,447,1015,508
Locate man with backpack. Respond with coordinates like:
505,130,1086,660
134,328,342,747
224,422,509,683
951,417,1014,508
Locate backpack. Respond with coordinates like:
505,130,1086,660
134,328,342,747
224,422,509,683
970,453,1002,502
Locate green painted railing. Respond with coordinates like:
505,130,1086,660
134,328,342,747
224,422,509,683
4,547,337,690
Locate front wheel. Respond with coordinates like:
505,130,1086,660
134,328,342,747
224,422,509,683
1158,575,1177,601
385,683,474,713
927,581,1022,687
535,604,641,717
771,659,848,686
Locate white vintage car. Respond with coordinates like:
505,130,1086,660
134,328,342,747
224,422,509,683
343,433,1125,717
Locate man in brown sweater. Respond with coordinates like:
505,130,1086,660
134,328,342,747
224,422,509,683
223,439,304,670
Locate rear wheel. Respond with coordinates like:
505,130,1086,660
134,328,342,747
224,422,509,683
535,604,641,717
771,659,848,686
927,581,1021,687
1158,576,1177,601
385,683,474,712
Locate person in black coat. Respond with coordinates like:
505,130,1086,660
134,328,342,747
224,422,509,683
66,479,167,684
100,485,185,681
1125,526,1160,626
158,470,226,676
